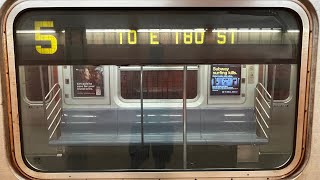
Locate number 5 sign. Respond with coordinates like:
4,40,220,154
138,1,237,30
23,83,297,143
34,21,57,54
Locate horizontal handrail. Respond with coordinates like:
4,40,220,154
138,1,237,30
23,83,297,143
255,107,269,129
255,97,270,119
256,83,272,99
48,108,62,130
255,87,271,109
46,88,61,110
255,115,268,139
47,98,61,121
119,66,199,71
49,117,62,139
254,82,272,140
43,83,63,140
45,83,60,100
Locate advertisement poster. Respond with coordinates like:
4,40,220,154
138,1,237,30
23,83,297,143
73,65,104,97
210,64,241,96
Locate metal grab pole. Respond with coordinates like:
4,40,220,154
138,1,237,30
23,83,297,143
270,64,277,121
183,65,187,169
140,66,144,145
39,66,47,137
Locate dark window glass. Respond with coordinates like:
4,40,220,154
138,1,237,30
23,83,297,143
14,9,302,173
121,70,197,99
14,9,301,66
24,66,50,101
267,65,291,100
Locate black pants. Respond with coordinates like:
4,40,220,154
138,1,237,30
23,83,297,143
129,144,173,169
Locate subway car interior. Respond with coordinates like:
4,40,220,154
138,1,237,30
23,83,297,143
9,7,304,174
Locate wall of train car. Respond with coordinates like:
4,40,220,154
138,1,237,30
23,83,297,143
0,0,23,178
295,0,320,179
0,0,319,180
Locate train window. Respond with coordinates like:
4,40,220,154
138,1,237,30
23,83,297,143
266,64,292,100
12,8,304,174
120,66,198,99
24,66,50,102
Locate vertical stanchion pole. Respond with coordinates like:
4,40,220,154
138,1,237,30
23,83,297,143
140,66,144,145
270,64,276,116
183,65,187,169
269,64,277,137
39,66,47,137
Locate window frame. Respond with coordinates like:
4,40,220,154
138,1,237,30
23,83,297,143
262,64,297,103
19,66,54,105
117,65,200,103
5,0,310,179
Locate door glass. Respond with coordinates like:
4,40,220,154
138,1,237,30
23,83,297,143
14,8,301,172
131,65,184,169
25,66,50,102
267,64,292,100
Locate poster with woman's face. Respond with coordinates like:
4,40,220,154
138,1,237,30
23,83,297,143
73,65,104,97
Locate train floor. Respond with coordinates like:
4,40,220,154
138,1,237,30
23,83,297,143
25,145,291,171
